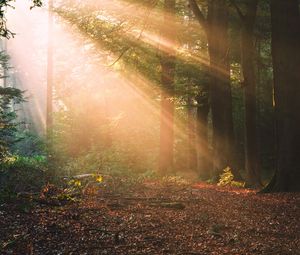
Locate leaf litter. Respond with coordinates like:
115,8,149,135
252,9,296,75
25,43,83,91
0,178,299,255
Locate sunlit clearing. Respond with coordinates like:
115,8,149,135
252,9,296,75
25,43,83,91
4,0,213,178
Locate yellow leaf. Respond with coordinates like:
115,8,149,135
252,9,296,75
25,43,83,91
96,175,103,183
74,180,81,187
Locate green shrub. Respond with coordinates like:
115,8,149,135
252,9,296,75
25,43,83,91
0,155,48,201
218,167,245,188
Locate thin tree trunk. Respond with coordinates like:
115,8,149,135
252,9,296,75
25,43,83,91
196,90,210,179
186,10,198,173
240,0,261,186
2,39,7,88
159,0,176,174
47,0,53,135
187,91,197,172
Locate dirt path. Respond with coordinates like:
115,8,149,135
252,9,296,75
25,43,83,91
1,182,299,254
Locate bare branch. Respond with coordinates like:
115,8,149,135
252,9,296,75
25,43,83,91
107,0,159,67
188,0,208,34
229,0,245,22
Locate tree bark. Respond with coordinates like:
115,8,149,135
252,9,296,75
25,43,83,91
264,0,300,192
189,0,235,180
47,0,54,135
240,0,261,186
187,89,198,172
47,0,54,166
159,0,176,174
196,90,210,179
207,0,234,179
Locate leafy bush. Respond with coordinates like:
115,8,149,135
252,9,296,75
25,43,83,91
218,167,245,188
11,130,46,157
0,155,48,201
52,147,130,177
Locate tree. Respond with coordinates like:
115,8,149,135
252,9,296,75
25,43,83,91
0,53,24,159
187,80,198,172
0,0,43,159
264,0,300,192
189,0,235,179
231,0,261,186
47,0,53,134
159,0,176,174
195,83,210,179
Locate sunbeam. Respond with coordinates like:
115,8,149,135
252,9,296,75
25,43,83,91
4,0,213,178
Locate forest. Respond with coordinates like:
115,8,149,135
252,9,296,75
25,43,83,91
0,0,299,254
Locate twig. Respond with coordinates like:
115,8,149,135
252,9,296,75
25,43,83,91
107,0,159,67
229,0,245,23
188,0,208,35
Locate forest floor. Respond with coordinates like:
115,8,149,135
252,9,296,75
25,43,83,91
0,178,299,255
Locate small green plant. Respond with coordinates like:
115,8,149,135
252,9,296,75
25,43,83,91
0,155,47,202
39,183,79,204
218,167,245,188
218,167,234,186
230,180,246,188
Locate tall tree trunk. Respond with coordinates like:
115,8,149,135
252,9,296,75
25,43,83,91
196,90,210,179
186,10,198,173
240,0,261,186
188,0,235,180
47,0,53,135
264,0,300,192
207,0,234,179
47,0,54,168
1,39,7,88
159,0,176,174
187,87,198,172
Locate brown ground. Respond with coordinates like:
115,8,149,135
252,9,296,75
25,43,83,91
0,180,299,255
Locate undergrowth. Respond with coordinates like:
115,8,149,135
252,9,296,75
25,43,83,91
0,155,48,202
217,167,245,188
